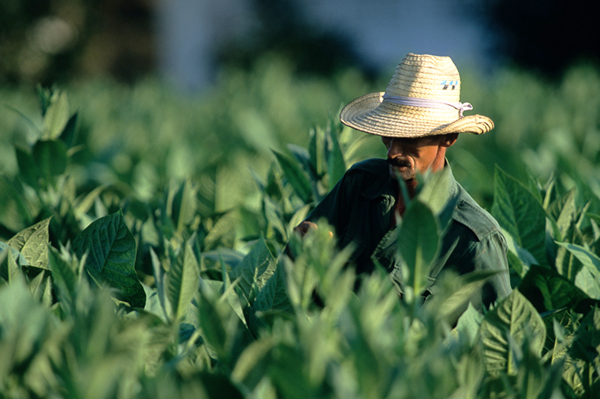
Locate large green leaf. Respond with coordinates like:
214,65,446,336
272,149,313,203
479,289,546,376
7,217,52,270
253,264,293,315
491,166,548,267
397,199,440,297
229,237,277,303
558,242,600,299
519,264,589,313
32,139,68,180
71,210,145,308
166,237,200,321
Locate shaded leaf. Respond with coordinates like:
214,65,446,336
272,149,313,203
71,210,145,308
15,146,39,188
308,127,325,179
59,111,79,148
326,126,346,189
253,264,293,314
491,166,548,267
197,281,228,358
519,264,589,313
231,337,276,391
32,139,68,180
48,246,78,314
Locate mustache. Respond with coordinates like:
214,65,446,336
387,157,412,168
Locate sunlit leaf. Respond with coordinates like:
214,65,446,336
558,242,600,299
479,289,546,376
7,217,52,270
417,167,458,229
42,90,69,139
452,303,484,346
167,237,200,321
0,242,28,282
229,237,277,303
397,199,440,297
548,188,577,241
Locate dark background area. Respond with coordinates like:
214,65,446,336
0,0,598,87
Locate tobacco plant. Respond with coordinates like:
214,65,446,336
1,71,600,399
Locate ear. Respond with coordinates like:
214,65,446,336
440,133,458,148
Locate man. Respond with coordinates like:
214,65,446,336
295,53,512,309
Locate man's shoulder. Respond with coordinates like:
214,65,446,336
452,185,502,241
347,158,389,175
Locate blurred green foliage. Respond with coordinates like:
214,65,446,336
1,55,600,398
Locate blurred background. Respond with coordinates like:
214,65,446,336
2,0,598,88
1,0,599,219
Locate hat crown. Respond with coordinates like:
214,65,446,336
385,53,461,102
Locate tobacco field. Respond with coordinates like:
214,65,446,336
1,57,600,398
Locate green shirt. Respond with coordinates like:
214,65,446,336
306,158,512,308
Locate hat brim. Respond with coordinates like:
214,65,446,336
340,92,494,137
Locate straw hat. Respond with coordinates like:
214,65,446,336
340,53,494,137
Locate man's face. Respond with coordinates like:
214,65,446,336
381,134,457,181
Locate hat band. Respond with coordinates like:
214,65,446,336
382,94,473,117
